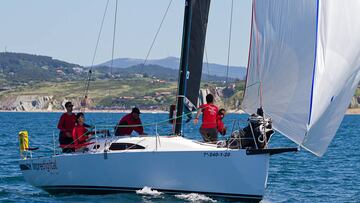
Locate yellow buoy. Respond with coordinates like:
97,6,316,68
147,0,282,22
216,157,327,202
19,131,29,159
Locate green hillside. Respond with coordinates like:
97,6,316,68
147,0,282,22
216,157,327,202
0,52,231,87
1,52,359,111
0,52,83,85
0,78,178,110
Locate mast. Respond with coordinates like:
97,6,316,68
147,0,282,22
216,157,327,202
174,0,211,135
174,0,192,135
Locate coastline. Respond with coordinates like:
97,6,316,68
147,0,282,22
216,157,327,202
0,109,246,114
0,108,359,114
0,109,167,114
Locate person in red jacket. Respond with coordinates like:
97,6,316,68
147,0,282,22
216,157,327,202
194,94,219,142
72,113,94,150
115,107,147,136
217,108,227,136
57,101,76,153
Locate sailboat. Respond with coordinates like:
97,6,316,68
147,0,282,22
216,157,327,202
19,0,360,202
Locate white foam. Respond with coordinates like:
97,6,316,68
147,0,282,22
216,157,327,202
136,186,163,196
175,193,217,202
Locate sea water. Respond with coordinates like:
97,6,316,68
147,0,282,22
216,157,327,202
0,112,359,202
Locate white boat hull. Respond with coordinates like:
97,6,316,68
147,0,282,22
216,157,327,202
19,137,269,201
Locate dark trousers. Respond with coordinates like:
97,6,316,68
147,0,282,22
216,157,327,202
199,128,218,142
59,132,74,153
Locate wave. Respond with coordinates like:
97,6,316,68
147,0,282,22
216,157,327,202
175,193,216,202
136,186,163,197
260,199,274,203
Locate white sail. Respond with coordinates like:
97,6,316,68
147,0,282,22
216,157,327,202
303,1,360,155
242,0,318,145
242,0,360,156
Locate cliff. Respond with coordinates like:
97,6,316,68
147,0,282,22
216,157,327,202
0,95,92,111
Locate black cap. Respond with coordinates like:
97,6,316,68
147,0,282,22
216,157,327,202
65,101,74,107
131,107,141,114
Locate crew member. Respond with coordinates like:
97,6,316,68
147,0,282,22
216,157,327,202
57,101,76,153
115,107,147,136
72,113,96,151
194,94,219,142
217,108,227,136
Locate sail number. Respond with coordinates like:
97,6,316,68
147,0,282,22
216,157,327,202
203,152,231,157
31,161,57,171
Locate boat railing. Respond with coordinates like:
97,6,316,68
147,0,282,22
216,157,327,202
17,120,167,159
19,111,273,159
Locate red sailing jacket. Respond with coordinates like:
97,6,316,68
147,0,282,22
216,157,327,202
199,103,219,129
72,125,89,145
217,115,226,135
57,113,76,134
115,113,144,136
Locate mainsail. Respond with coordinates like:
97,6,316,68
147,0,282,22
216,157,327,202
175,0,211,134
242,0,360,156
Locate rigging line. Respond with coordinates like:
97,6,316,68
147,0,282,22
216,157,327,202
140,0,173,74
225,0,234,86
98,107,200,128
242,0,255,103
82,0,110,112
83,0,110,98
110,0,119,76
107,0,118,112
60,130,96,151
224,0,234,109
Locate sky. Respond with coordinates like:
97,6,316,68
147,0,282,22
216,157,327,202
0,0,252,67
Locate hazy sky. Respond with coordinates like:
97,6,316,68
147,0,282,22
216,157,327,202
0,0,252,67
